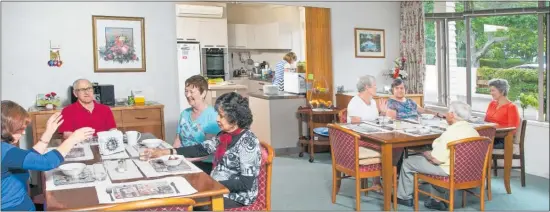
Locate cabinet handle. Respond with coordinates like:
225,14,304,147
259,83,265,85
186,38,197,41
135,117,149,120
216,45,226,47
204,45,214,47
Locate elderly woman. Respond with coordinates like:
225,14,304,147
347,75,388,123
387,79,442,120
148,92,261,210
272,52,298,91
484,79,520,149
1,100,94,211
172,75,221,174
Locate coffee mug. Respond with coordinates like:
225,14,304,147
125,131,141,146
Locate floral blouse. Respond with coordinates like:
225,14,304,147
387,98,419,120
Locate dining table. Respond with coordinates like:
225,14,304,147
338,119,516,211
42,133,229,211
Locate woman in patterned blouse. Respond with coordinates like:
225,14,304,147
148,92,262,210
386,79,442,120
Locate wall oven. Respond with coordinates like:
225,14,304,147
202,48,228,80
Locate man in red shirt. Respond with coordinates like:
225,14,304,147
58,79,117,138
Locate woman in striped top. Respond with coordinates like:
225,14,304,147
272,52,297,91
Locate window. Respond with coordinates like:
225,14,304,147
471,1,540,10
424,20,439,105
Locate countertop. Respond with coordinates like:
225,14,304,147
229,76,273,83
248,91,306,100
208,83,248,90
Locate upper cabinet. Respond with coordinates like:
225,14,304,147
176,17,200,41
228,22,292,50
198,18,228,48
228,24,248,48
176,3,228,47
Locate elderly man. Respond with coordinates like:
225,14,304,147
58,79,116,138
395,101,479,210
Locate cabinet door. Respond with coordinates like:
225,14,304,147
199,19,228,48
176,17,200,41
277,23,293,50
246,24,257,49
228,24,247,49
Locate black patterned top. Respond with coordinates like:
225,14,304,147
176,129,262,206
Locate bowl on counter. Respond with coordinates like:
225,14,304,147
159,155,184,166
59,163,86,177
263,85,279,95
141,139,163,148
421,114,435,120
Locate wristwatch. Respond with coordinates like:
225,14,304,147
170,148,175,155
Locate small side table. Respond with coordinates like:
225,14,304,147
296,106,346,162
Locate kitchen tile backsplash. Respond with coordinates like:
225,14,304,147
229,49,294,73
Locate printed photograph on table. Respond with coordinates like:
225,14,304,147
53,167,95,186
113,181,174,199
354,28,385,58
66,147,85,159
92,15,146,72
149,159,193,173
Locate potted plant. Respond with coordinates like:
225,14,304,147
43,92,61,109
518,93,538,118
297,61,306,73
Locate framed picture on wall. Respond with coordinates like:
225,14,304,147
354,28,385,58
92,15,146,72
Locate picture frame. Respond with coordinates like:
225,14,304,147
92,15,146,72
354,28,385,58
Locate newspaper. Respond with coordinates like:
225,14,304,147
133,158,202,178
47,144,94,162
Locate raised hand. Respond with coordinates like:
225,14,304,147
40,112,64,142
378,98,389,114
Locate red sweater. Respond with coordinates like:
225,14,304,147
484,100,520,133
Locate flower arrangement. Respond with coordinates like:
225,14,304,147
388,56,408,80
37,92,61,108
98,35,139,64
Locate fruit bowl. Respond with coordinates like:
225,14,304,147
59,163,86,177
159,155,184,166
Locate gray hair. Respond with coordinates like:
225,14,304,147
488,78,509,96
356,75,376,92
72,79,92,89
448,101,472,121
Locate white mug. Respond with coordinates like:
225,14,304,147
125,131,141,146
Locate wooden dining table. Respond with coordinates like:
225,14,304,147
340,122,516,211
42,134,229,211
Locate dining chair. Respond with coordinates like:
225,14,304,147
328,124,397,211
475,125,496,201
104,197,195,211
227,141,274,211
492,119,527,187
413,136,493,212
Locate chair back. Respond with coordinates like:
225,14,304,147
339,108,348,123
328,124,360,171
104,197,195,211
514,119,527,146
448,136,492,184
476,125,496,141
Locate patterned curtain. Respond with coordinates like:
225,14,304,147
400,1,426,94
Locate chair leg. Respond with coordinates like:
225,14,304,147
363,179,369,196
520,155,526,187
461,190,466,208
413,174,419,211
487,160,492,201
355,177,361,211
493,159,498,176
480,184,486,211
393,167,398,210
449,189,454,212
331,168,338,204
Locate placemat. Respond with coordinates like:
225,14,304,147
45,164,113,191
133,158,202,178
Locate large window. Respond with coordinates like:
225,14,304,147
424,1,549,122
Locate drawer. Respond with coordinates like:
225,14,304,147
34,114,54,129
121,108,162,124
112,110,122,126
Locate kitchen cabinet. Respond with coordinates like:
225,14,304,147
248,80,272,93
205,85,248,105
176,17,200,41
198,18,228,48
228,24,248,48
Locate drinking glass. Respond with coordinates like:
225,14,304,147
139,148,151,161
93,163,107,181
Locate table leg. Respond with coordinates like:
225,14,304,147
503,132,513,194
381,144,394,211
211,195,224,211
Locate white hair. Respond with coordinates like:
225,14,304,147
448,101,472,121
356,75,376,92
72,79,92,89
488,78,510,96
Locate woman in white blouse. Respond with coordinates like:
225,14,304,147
347,75,388,123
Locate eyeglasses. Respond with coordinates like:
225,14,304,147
75,87,93,93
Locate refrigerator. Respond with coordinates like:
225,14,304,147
177,40,201,112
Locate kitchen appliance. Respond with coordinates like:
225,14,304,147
284,72,306,94
263,85,280,95
177,40,201,111
202,48,227,80
69,84,115,106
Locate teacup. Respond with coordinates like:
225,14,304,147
125,131,141,146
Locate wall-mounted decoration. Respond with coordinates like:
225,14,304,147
48,41,63,67
92,15,146,72
354,28,385,58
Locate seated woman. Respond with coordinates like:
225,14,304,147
386,79,442,120
172,75,221,174
148,92,261,210
1,100,94,211
347,75,388,123
484,79,520,149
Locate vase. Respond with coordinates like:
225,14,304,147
46,104,54,110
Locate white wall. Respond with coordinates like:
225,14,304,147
1,2,180,148
522,122,549,178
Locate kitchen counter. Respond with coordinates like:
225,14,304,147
208,83,248,90
248,76,273,83
248,91,306,100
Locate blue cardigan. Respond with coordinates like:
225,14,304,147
1,141,64,211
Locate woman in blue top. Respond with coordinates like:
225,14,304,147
386,79,442,120
272,52,297,91
172,75,221,174
1,100,94,211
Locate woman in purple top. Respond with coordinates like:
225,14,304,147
386,79,442,120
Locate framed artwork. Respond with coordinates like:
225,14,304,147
92,15,146,72
354,28,385,58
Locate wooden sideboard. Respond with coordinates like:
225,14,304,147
335,93,424,109
28,103,165,144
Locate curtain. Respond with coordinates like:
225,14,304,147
400,1,426,94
